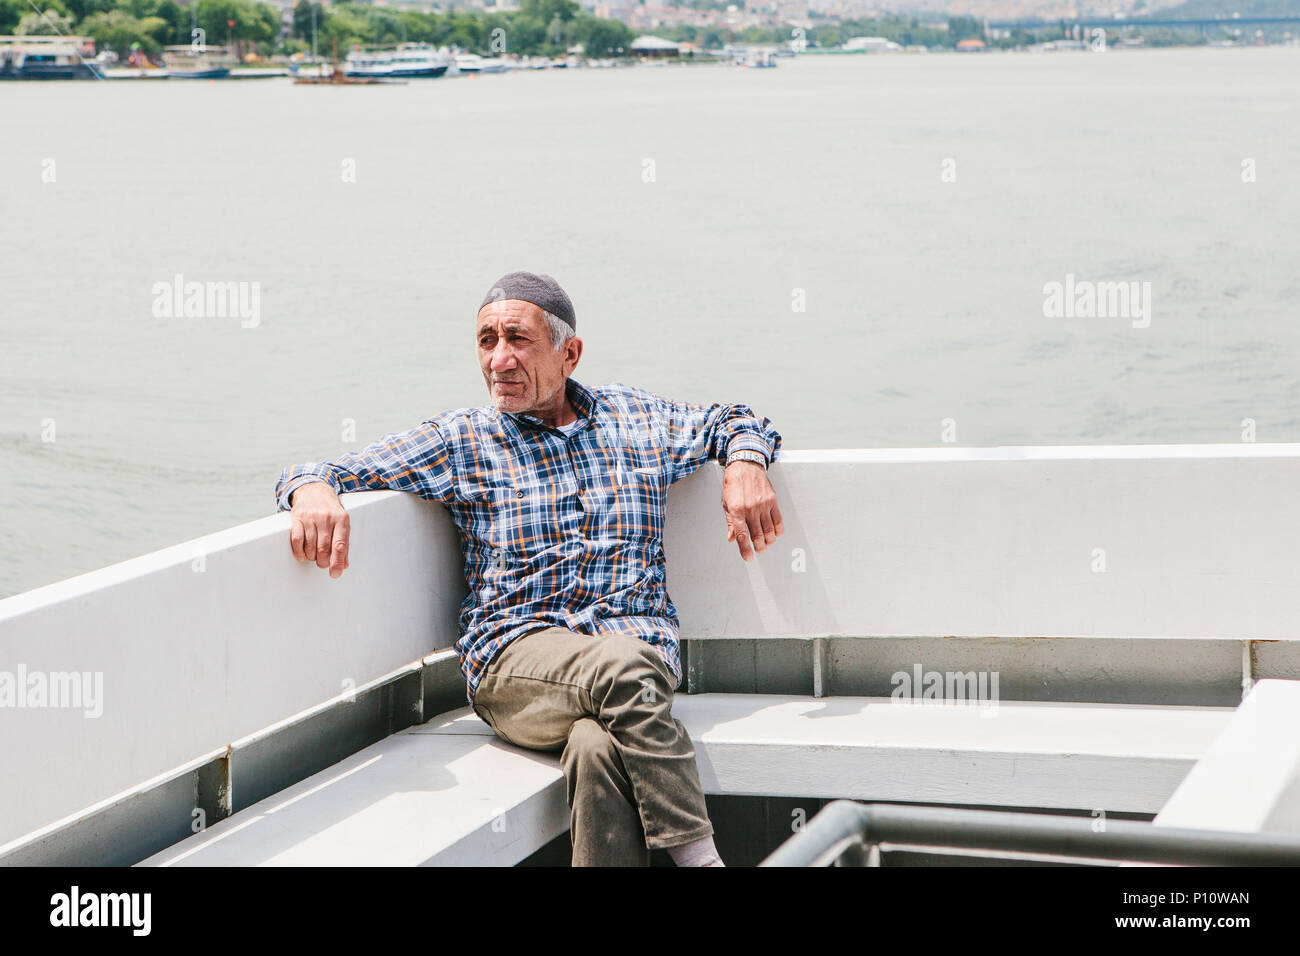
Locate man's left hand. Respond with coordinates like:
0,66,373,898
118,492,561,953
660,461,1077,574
722,460,784,561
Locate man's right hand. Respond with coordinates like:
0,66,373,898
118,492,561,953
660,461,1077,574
289,482,350,578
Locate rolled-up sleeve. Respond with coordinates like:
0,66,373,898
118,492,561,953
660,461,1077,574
274,420,456,512
649,391,782,485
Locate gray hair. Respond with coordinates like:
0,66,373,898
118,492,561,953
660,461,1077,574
543,310,575,350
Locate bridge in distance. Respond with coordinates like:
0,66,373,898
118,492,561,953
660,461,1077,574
985,15,1300,30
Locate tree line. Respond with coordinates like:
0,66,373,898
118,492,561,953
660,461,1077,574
0,0,638,59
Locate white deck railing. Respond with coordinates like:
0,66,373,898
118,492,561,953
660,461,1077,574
3,444,1300,847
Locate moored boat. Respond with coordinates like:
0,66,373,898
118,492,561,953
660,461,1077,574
452,53,506,75
741,49,778,68
347,43,448,78
0,35,100,79
163,45,235,79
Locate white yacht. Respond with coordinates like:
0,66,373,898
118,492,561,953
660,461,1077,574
453,53,506,75
163,44,236,79
345,43,448,79
0,35,100,79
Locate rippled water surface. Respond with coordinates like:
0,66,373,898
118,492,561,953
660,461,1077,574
2,47,1298,596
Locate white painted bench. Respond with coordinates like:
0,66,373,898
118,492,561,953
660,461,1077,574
139,693,1234,866
140,709,569,867
1108,678,1300,867
1152,679,1300,835
11,448,1300,859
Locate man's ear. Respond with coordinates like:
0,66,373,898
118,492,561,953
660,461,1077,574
563,337,583,376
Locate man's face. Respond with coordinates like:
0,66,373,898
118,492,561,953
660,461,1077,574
477,299,578,415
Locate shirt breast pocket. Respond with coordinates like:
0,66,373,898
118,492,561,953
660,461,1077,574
605,464,664,544
492,477,570,561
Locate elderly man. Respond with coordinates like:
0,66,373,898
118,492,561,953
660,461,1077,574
275,271,784,867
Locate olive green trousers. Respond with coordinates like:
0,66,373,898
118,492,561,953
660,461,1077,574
471,626,714,866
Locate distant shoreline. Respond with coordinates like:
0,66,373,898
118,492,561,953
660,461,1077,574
3,39,1294,85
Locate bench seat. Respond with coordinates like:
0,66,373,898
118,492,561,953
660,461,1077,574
139,693,1235,866
138,710,567,867
1153,679,1300,834
678,694,1233,813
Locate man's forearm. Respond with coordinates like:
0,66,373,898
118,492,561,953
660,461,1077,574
273,419,455,514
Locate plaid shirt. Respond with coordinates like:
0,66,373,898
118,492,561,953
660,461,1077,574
276,377,782,703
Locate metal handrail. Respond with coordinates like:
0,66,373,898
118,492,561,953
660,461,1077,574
760,801,1300,867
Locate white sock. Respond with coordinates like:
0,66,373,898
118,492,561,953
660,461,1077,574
668,835,725,867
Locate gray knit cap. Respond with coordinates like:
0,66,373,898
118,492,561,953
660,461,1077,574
478,271,576,331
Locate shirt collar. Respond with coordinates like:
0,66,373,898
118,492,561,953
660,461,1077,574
488,376,598,433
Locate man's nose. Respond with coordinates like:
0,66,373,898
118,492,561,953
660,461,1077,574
489,342,517,371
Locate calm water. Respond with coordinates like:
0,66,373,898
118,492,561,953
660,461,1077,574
2,47,1299,598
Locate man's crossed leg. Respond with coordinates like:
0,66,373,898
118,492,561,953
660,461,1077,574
470,626,722,866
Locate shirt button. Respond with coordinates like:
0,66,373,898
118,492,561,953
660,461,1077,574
516,490,524,498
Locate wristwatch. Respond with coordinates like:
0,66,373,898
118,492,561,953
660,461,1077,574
725,450,768,469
